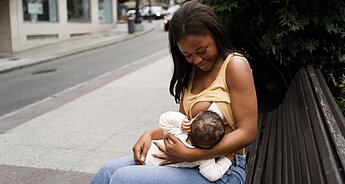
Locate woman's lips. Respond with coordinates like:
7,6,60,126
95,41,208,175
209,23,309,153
198,60,208,68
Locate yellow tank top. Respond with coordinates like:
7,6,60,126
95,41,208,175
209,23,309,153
182,53,236,130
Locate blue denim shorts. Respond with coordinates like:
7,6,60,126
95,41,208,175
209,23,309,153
216,155,246,184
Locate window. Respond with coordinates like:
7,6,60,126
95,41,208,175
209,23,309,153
99,0,113,24
23,0,58,22
68,0,91,22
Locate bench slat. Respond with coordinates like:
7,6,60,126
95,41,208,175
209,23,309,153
315,69,345,136
246,65,345,184
252,111,274,183
288,77,303,184
245,114,265,184
294,71,316,184
275,105,284,184
264,109,278,184
312,67,345,169
282,87,291,184
315,68,345,136
301,67,345,184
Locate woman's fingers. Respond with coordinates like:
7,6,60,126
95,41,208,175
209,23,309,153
154,133,190,164
153,140,167,152
132,134,152,165
140,142,150,163
152,153,169,160
164,133,180,147
152,142,171,164
132,145,144,165
152,153,173,166
159,160,174,166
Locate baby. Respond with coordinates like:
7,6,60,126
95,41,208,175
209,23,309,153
145,103,232,182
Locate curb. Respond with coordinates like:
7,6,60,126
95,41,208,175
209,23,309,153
0,23,155,74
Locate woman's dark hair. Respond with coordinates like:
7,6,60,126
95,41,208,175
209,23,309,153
168,0,230,103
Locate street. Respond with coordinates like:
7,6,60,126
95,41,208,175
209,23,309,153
0,21,169,117
0,20,178,183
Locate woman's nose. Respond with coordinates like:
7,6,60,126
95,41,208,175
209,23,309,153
192,55,203,65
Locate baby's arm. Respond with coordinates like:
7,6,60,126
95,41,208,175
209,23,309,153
159,111,187,135
198,156,232,181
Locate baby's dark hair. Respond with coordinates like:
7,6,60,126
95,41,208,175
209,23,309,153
190,110,225,149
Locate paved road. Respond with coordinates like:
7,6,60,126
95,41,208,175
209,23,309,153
0,21,178,184
0,21,168,117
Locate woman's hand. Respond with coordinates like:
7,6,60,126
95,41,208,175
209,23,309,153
132,131,152,165
152,133,195,165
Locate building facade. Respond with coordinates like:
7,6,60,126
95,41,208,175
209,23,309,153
0,0,118,54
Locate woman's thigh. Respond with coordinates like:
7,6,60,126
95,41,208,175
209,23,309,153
110,165,211,184
91,155,211,184
92,154,247,184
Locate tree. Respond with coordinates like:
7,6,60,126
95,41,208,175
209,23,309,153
201,0,345,114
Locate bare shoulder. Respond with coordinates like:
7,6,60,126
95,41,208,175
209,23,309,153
227,53,251,72
226,54,253,88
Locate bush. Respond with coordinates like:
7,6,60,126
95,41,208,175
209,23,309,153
201,0,345,114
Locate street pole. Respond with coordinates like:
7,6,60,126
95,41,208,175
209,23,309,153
134,0,142,24
148,0,152,23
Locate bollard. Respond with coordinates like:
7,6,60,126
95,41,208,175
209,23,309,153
128,18,135,34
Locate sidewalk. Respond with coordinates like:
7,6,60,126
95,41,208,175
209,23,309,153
0,21,154,73
0,22,178,183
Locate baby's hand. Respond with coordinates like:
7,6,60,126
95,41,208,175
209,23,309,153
181,118,192,133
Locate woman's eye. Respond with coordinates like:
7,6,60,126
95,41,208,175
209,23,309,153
196,49,206,55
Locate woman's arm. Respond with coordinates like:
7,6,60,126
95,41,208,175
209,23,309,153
199,55,258,159
132,128,165,165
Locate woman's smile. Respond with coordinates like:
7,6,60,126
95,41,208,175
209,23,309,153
197,60,209,69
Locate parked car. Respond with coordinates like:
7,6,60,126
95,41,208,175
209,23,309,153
166,5,180,14
126,8,146,17
126,9,136,17
163,13,173,31
142,6,166,19
163,5,180,31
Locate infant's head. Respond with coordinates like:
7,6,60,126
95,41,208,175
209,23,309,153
190,110,225,149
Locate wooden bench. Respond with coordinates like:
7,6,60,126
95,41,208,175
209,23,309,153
246,66,345,184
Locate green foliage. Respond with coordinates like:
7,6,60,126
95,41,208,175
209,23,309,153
200,0,345,113
328,73,345,115
336,75,345,115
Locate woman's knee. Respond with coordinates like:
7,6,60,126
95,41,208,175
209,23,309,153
91,155,135,184
99,161,118,176
90,162,118,184
109,166,144,184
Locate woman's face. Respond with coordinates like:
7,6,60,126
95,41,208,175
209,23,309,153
177,34,219,71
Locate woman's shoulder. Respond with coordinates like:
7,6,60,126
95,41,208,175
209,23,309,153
225,53,253,87
225,52,246,61
226,52,250,71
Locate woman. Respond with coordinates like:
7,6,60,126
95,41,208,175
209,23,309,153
91,1,257,183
